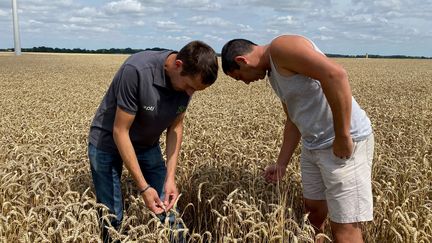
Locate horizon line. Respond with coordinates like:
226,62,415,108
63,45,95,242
0,46,431,59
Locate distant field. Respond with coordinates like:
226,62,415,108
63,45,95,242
0,53,431,242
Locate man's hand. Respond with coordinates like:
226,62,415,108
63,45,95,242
263,164,287,183
142,187,165,214
163,179,179,212
333,135,353,159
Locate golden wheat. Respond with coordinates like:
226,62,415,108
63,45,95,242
0,53,431,242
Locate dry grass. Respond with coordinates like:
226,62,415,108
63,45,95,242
0,53,431,242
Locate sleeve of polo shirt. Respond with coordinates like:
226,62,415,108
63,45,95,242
116,64,139,115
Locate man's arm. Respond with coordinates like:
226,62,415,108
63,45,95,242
264,102,301,183
270,35,353,158
113,107,165,214
163,112,185,211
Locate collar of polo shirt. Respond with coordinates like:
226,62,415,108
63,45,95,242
153,50,177,90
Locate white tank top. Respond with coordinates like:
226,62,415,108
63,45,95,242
268,36,372,150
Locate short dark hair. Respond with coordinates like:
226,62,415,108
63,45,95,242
221,39,257,74
177,41,218,85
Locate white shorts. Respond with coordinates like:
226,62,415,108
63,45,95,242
300,134,374,223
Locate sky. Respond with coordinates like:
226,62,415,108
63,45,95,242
1,0,431,57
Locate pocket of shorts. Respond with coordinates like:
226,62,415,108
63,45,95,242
331,141,358,164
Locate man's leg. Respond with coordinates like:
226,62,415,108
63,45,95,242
318,134,374,243
137,145,166,197
137,145,185,242
304,199,327,234
300,147,328,242
88,143,124,243
330,222,363,243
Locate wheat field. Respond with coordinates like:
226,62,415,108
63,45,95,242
0,52,431,242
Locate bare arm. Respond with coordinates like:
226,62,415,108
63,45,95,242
264,102,301,183
165,112,185,181
163,112,185,210
113,107,165,213
276,103,301,168
270,35,353,157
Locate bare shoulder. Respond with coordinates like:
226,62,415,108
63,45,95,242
269,35,315,74
269,35,312,56
269,35,345,81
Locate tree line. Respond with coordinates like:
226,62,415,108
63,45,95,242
325,53,431,59
0,46,168,54
1,47,431,59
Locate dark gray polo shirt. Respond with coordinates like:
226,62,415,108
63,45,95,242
89,50,191,152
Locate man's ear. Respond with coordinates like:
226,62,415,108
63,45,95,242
175,59,183,69
234,56,247,65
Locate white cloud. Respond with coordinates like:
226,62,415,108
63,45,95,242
318,26,330,32
75,7,104,17
342,32,381,41
0,0,430,56
23,5,57,12
104,0,161,14
189,16,230,27
28,19,43,25
156,20,184,31
166,35,192,41
373,0,402,10
385,11,403,17
61,24,110,33
24,0,74,8
204,34,223,42
238,24,253,32
176,0,222,10
135,20,145,26
346,14,374,24
350,0,432,19
26,28,41,33
68,17,92,24
105,0,142,13
233,0,332,11
178,0,207,3
266,29,280,35
268,15,298,26
277,16,297,25
0,9,8,17
313,35,334,41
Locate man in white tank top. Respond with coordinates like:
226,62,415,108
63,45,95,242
221,35,374,243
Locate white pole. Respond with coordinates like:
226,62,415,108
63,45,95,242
12,0,21,56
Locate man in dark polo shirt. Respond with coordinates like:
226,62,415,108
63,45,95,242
88,40,218,242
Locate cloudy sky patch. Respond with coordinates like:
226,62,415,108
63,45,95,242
0,0,431,56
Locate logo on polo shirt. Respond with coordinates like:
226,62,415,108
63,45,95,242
143,105,155,111
176,106,187,114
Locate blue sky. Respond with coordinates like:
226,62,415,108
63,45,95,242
1,0,431,56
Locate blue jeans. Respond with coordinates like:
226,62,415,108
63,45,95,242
88,143,183,242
